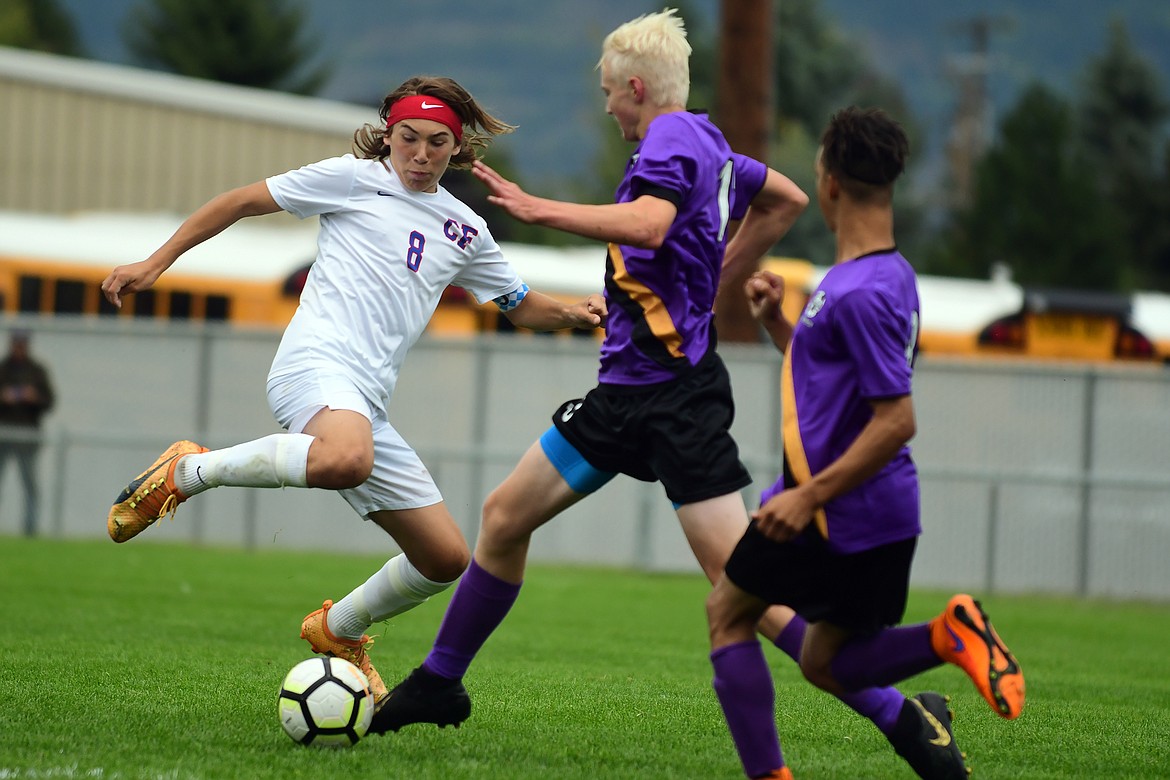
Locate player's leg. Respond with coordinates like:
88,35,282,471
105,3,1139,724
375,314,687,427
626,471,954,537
178,406,373,494
717,526,971,779
777,614,969,780
432,424,613,664
0,446,11,531
322,501,469,639
372,427,613,734
674,495,801,642
107,369,376,541
302,502,466,707
15,441,40,535
675,495,801,640
678,495,908,735
301,410,459,708
773,513,1023,724
799,620,970,779
823,595,1025,720
697,515,903,779
706,571,787,780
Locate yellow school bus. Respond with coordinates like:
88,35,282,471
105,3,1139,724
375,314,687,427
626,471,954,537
1,210,1167,361
0,210,600,336
763,259,1169,363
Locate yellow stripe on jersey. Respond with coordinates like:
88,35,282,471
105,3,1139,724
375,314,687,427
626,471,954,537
781,344,829,539
607,243,685,359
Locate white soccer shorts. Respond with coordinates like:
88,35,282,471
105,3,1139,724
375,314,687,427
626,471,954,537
266,368,443,516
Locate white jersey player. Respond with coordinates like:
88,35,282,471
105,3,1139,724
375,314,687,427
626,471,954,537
100,76,606,711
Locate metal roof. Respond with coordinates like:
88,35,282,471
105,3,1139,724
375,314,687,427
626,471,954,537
0,45,374,133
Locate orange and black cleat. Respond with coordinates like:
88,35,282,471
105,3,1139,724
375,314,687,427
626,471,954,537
931,594,1025,719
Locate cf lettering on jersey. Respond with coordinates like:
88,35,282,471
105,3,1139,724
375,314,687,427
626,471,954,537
443,219,479,249
560,401,583,422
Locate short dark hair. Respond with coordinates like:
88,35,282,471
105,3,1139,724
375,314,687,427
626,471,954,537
820,106,909,190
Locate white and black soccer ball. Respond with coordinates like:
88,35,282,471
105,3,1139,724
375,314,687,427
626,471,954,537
278,657,374,747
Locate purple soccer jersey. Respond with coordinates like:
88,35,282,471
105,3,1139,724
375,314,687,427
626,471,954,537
598,111,767,385
762,249,922,553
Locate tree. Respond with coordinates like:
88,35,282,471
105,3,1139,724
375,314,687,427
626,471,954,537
770,0,925,264
929,83,1126,290
1078,18,1170,291
0,0,82,55
1150,139,1170,290
123,0,330,95
773,0,864,132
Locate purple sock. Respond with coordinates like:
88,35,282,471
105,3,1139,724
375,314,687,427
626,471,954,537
774,615,805,660
830,623,941,691
711,641,784,779
773,614,905,735
422,558,521,681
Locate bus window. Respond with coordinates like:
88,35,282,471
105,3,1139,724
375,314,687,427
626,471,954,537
98,291,119,317
18,276,42,313
54,279,85,314
206,295,230,321
133,290,157,318
170,291,193,320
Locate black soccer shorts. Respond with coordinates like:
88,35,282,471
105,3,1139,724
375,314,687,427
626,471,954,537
725,523,918,634
551,350,751,506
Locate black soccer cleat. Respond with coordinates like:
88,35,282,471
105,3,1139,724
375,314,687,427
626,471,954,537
367,665,472,735
888,692,971,780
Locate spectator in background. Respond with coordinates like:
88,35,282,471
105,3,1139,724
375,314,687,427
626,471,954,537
0,330,55,535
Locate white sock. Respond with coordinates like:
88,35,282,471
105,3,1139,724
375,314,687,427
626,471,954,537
326,554,458,640
175,433,312,497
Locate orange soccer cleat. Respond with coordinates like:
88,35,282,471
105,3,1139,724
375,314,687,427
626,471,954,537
300,599,388,705
930,594,1025,719
107,440,208,543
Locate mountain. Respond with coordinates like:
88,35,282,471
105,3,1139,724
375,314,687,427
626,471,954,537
54,0,1170,193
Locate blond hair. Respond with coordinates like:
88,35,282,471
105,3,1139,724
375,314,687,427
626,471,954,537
598,8,691,108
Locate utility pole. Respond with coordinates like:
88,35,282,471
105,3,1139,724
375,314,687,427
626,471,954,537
714,0,774,344
945,14,1013,210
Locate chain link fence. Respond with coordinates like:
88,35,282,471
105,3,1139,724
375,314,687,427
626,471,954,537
2,317,1168,600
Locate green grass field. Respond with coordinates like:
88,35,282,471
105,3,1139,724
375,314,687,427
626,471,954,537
1,536,1168,779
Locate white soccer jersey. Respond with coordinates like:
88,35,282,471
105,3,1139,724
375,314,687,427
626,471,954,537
265,155,524,411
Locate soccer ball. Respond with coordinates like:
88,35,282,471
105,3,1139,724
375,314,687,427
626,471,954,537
278,657,374,747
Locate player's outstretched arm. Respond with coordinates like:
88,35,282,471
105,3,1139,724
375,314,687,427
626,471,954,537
472,161,676,248
502,290,606,332
101,181,281,308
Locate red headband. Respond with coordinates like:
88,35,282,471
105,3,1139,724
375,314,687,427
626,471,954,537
386,94,463,142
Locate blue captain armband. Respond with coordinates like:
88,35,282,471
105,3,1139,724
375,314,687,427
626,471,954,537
493,283,529,311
